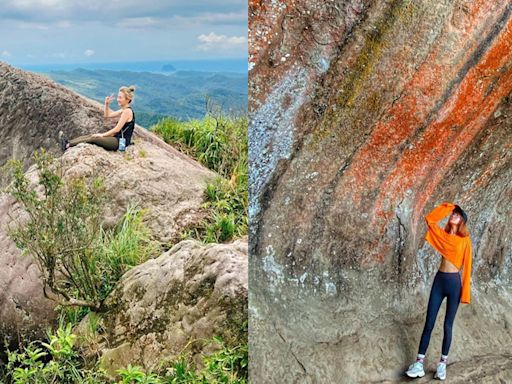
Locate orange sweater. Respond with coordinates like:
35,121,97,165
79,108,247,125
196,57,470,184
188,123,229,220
424,202,472,304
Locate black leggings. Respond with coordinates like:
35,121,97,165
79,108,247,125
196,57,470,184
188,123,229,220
418,270,461,356
68,134,119,151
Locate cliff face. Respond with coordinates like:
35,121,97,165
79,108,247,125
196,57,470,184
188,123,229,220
249,1,511,382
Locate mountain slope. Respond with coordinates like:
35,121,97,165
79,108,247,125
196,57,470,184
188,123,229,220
0,60,219,349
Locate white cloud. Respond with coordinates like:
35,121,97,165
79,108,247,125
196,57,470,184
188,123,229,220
9,0,68,9
16,21,50,29
1,50,12,58
197,32,246,51
116,16,159,29
84,49,95,56
1,1,247,25
115,11,246,30
56,20,71,28
173,11,246,25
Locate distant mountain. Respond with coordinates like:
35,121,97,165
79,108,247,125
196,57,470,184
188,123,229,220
161,64,176,72
18,58,247,74
39,68,248,128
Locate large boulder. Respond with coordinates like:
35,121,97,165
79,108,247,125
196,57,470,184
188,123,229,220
0,61,104,185
249,1,512,382
58,141,215,245
74,238,248,378
0,61,218,349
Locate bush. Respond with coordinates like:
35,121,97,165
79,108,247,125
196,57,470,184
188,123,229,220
1,149,158,313
117,335,248,384
2,149,108,311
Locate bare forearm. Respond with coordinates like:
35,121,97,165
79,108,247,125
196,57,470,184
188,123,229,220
104,103,114,118
101,127,120,137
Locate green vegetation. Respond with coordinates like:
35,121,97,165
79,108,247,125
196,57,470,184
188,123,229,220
116,335,248,383
1,149,158,313
150,104,248,244
1,321,248,383
1,318,108,383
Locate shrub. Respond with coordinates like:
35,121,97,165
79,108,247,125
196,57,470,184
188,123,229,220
1,149,158,313
2,149,108,311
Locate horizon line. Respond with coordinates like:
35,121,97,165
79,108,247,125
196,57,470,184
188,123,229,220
13,57,248,67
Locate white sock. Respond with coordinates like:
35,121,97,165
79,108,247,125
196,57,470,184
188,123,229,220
440,354,448,363
416,353,425,362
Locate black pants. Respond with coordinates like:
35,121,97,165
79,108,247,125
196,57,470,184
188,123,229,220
68,134,119,151
418,270,461,356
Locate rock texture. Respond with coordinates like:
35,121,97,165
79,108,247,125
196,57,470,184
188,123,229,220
375,353,512,383
0,194,58,344
249,1,512,383
58,142,214,245
74,238,248,378
0,61,218,350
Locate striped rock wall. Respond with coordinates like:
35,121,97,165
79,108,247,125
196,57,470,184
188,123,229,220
249,1,512,382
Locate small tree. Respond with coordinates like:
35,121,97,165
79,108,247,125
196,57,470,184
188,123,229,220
2,149,108,311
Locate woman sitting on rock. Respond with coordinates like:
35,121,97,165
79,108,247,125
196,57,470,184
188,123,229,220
59,85,136,151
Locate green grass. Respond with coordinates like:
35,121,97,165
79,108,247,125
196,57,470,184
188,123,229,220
150,112,248,244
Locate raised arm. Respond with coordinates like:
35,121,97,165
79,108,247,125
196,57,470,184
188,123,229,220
425,201,456,225
424,201,456,255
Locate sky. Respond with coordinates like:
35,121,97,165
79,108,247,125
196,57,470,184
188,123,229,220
0,0,247,66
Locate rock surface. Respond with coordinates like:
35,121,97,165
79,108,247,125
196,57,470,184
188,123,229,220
0,61,218,349
58,141,215,245
74,238,248,378
249,1,512,382
374,353,512,383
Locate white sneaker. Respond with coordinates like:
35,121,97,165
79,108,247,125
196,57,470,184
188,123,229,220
405,360,425,378
434,362,446,380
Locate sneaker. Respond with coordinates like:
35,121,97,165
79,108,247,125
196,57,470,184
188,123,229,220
434,362,446,380
405,360,425,378
58,130,69,151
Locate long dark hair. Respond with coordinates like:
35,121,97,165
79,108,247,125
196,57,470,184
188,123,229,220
444,214,470,237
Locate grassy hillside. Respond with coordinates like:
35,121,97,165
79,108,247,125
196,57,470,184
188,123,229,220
150,110,248,244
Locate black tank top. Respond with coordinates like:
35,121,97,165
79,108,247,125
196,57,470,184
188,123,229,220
115,106,135,145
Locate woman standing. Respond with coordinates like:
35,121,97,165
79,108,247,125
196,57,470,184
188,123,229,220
405,202,472,381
